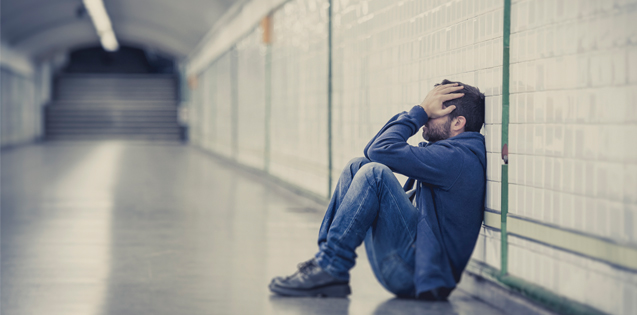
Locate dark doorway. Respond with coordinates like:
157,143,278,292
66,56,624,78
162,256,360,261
64,45,175,74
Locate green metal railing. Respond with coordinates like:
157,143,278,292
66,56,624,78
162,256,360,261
327,0,334,199
500,0,511,278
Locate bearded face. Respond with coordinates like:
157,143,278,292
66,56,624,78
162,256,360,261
422,116,453,142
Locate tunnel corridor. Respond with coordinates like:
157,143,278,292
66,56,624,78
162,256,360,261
1,142,503,315
2,0,637,314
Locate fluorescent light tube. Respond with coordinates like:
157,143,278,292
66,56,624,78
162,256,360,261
100,30,118,52
83,0,119,51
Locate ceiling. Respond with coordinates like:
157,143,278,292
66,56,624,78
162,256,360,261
1,0,238,60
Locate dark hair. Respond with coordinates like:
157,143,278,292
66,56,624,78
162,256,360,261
435,79,485,132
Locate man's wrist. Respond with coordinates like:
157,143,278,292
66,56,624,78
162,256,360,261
409,105,429,127
419,105,431,117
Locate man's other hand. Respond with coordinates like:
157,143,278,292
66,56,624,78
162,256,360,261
419,83,464,119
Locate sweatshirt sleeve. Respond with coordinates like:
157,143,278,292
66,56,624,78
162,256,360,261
364,105,464,190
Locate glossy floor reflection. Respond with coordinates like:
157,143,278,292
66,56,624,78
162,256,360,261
1,142,504,315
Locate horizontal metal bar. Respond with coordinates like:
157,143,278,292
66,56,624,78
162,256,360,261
465,260,606,315
483,212,637,271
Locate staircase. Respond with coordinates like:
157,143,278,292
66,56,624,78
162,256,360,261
45,74,184,141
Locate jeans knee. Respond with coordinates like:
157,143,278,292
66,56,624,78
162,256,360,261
345,157,371,174
358,162,391,178
347,157,370,168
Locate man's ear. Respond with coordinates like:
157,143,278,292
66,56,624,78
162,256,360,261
452,116,466,132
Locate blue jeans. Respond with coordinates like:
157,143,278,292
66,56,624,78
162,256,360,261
315,157,418,297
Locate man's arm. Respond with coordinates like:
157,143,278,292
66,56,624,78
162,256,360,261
363,83,465,189
363,111,404,159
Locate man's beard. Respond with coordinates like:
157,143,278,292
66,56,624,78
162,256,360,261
422,117,452,142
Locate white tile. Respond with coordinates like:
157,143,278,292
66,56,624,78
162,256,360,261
627,203,637,243
584,161,597,197
629,47,637,84
532,187,545,221
609,201,626,242
545,189,556,223
573,126,585,159
606,163,623,202
553,191,564,226
563,125,574,158
585,196,600,235
533,124,545,156
526,154,535,187
563,193,575,230
624,164,637,204
573,195,586,232
517,154,527,186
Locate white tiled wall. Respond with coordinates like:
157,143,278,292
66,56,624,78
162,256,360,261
507,0,637,313
269,0,330,197
509,234,637,315
200,65,215,152
188,71,204,146
190,63,215,152
213,51,236,159
1,68,38,147
236,28,267,170
191,50,238,159
508,0,637,240
471,226,502,269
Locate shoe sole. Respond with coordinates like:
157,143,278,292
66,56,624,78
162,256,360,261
269,282,351,297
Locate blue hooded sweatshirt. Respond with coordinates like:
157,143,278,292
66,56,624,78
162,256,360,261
363,105,486,298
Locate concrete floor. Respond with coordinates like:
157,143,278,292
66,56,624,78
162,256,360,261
1,142,505,315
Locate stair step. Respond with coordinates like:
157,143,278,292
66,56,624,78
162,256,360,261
46,114,177,120
47,108,178,114
46,127,182,134
51,100,177,105
55,94,177,101
45,121,180,130
46,134,183,141
47,106,178,111
46,117,178,122
47,74,183,142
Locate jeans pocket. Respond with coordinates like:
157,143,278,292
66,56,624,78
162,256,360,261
379,253,415,297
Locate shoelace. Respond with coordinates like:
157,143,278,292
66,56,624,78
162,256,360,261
282,259,316,281
296,259,316,274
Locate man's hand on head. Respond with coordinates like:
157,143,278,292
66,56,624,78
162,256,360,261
419,83,464,119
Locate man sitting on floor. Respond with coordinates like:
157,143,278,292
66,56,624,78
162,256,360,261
269,79,486,301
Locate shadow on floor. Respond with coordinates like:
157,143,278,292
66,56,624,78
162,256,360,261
269,295,350,315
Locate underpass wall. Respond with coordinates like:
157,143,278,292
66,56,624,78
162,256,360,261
185,1,637,313
0,43,51,148
236,30,267,170
504,1,637,313
269,0,330,196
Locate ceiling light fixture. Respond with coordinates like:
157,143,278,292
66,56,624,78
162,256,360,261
82,0,119,51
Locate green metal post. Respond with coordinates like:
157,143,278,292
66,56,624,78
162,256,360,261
327,0,334,199
501,0,511,277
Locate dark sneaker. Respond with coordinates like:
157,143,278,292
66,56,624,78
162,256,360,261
269,258,351,297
